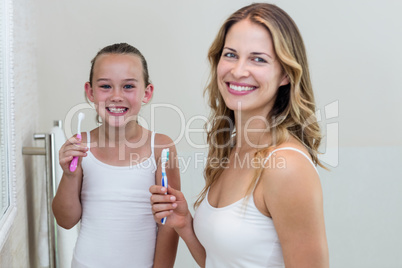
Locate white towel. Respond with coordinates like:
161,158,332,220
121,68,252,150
51,125,79,268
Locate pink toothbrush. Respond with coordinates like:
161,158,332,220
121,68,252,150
69,112,85,172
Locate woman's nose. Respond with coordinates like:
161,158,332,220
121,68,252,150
231,59,250,78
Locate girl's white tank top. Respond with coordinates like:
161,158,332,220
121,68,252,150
72,131,157,268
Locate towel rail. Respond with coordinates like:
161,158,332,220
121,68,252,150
23,132,57,268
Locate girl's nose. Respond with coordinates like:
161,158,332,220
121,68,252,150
231,59,250,78
110,89,124,102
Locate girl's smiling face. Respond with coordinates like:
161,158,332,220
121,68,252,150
217,19,289,117
85,53,153,128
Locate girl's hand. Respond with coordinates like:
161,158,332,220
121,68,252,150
59,135,88,176
150,185,190,230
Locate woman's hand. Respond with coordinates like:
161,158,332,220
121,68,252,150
150,185,190,230
59,135,88,176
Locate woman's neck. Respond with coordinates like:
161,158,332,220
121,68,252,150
233,111,273,151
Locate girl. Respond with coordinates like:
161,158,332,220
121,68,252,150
150,3,329,268
52,43,180,268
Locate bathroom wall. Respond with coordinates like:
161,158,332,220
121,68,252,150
32,1,402,267
0,0,44,267
0,0,401,267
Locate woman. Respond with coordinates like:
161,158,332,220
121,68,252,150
150,3,329,267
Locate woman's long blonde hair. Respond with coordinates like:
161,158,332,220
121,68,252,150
195,3,325,208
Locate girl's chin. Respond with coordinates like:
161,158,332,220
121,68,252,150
103,116,137,128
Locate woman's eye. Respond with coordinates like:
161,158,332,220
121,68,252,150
223,52,237,58
253,57,267,63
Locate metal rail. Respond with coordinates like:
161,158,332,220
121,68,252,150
22,132,57,268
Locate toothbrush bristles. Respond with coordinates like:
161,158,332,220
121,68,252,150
161,149,169,169
77,112,85,134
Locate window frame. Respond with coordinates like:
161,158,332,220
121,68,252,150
0,0,16,250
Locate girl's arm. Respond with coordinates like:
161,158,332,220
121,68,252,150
52,134,88,229
262,149,329,268
150,185,206,268
152,134,180,268
151,134,205,267
174,212,206,268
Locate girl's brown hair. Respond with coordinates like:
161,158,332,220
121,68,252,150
88,42,151,86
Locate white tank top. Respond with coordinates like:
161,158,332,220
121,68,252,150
193,148,318,268
72,131,158,268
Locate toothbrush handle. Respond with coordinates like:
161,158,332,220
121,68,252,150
69,133,82,172
161,172,168,224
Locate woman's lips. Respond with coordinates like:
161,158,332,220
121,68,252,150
226,82,257,95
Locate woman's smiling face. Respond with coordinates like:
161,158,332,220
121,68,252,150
217,19,289,116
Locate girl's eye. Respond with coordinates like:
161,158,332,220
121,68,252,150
100,85,111,89
124,85,134,89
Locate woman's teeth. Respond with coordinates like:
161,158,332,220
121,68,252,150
229,84,255,91
108,107,127,113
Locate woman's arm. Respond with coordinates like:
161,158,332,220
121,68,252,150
262,149,329,268
52,134,88,229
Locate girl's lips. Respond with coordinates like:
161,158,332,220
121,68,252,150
106,107,128,116
226,82,257,96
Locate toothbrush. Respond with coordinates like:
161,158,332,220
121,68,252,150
69,112,85,172
161,148,169,225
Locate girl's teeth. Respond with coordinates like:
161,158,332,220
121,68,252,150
229,84,255,91
108,108,126,113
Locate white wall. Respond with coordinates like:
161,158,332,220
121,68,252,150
0,0,45,267
30,0,402,267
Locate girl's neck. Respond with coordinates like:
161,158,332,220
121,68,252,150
98,121,142,147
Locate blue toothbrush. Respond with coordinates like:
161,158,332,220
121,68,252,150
161,148,169,225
